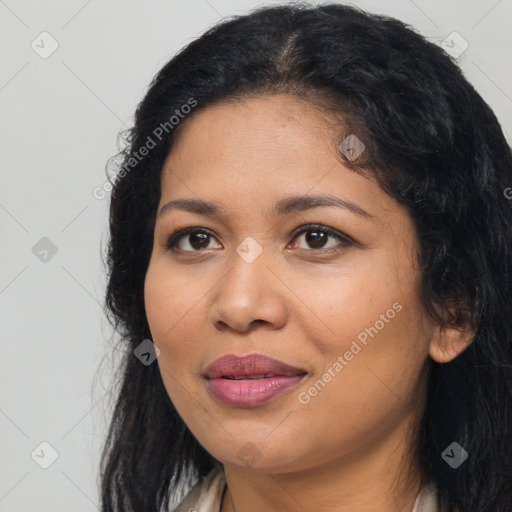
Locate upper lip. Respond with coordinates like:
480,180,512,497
204,353,308,380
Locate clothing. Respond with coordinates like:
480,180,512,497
172,465,439,512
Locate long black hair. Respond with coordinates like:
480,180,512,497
98,3,512,511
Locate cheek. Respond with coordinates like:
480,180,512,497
293,303,428,458
290,254,410,353
144,264,207,415
145,259,199,338
144,261,204,378
293,250,428,398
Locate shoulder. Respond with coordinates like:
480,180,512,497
171,465,226,512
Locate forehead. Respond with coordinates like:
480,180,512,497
167,94,341,168
160,94,396,219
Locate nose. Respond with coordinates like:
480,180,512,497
209,247,288,333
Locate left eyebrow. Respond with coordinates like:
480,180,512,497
158,194,374,219
272,194,374,218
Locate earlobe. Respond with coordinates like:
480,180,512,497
428,322,476,363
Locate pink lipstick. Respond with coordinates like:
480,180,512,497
204,353,307,408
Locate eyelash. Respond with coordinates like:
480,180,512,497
164,224,355,255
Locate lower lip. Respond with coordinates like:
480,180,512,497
206,375,306,408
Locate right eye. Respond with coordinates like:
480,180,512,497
165,227,222,253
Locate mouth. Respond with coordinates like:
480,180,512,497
204,353,308,408
221,373,295,380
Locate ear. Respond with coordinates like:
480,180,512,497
429,316,476,363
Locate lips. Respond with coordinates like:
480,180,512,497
204,354,308,408
204,353,307,380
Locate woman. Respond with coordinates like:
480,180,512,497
99,3,512,511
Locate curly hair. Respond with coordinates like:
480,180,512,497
98,3,512,511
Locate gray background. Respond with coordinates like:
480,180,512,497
1,0,511,510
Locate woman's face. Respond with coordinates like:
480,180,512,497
144,94,438,474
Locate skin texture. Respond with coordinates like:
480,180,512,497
144,94,474,512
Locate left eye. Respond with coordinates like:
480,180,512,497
290,225,353,252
